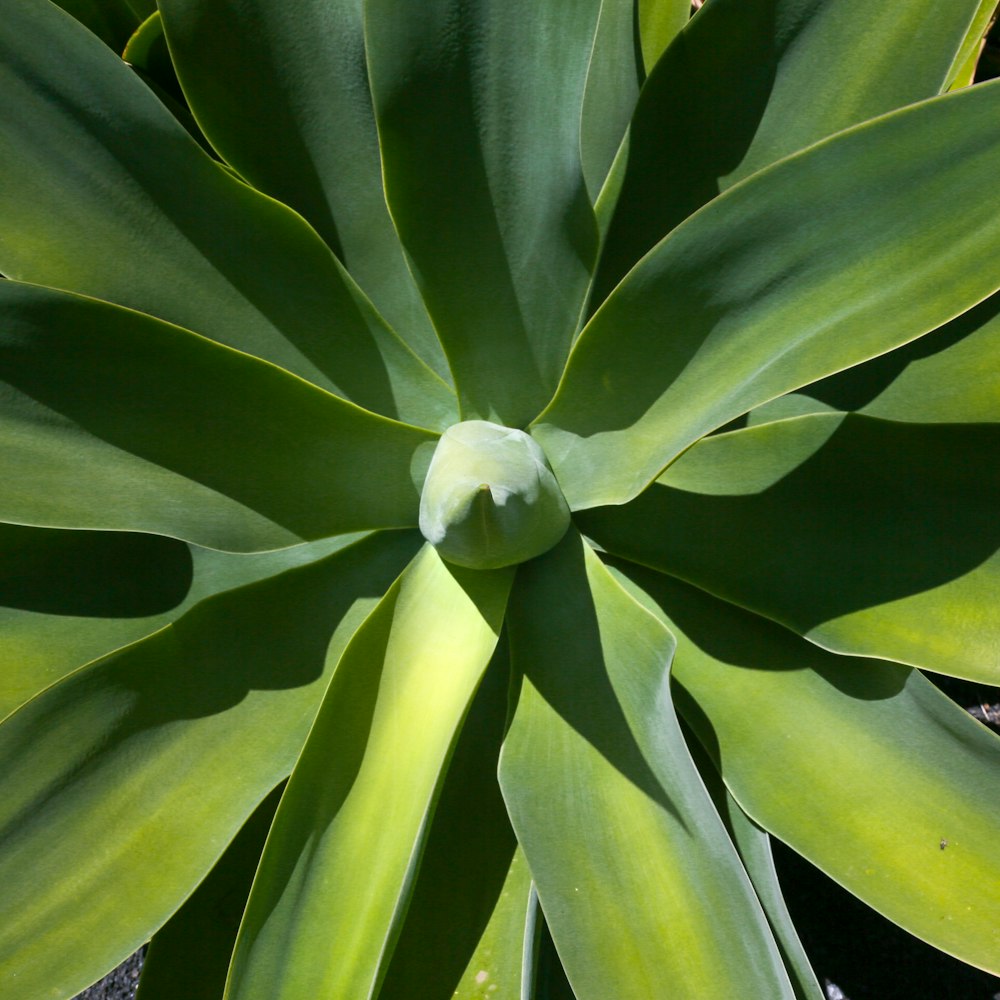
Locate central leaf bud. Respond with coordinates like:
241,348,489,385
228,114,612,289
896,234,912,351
419,420,571,569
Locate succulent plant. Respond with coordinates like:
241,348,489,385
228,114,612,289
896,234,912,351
1,1,999,997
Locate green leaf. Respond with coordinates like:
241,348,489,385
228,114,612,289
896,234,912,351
579,412,1000,682
0,529,420,1000
0,0,455,425
680,718,824,1000
499,531,794,1000
379,640,526,1000
226,545,511,1000
798,289,1000,423
50,0,141,51
580,0,642,202
366,0,602,426
595,0,991,300
636,0,690,74
0,283,439,550
123,12,184,103
0,526,358,720
533,80,1000,510
946,0,1000,88
135,784,283,1000
157,0,448,381
614,563,1000,975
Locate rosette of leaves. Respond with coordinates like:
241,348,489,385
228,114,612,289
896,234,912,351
2,0,1000,997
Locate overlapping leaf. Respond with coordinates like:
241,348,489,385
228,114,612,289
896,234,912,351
0,530,420,1000
614,563,1000,974
580,413,1000,681
534,79,1000,509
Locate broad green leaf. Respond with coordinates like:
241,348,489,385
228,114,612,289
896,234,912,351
226,545,511,1000
527,898,577,1000
637,0,690,73
533,80,1000,510
0,0,455,425
158,0,448,381
682,720,824,1000
595,0,991,300
0,529,420,1000
0,283,438,550
51,0,141,51
580,0,642,202
499,531,794,1000
366,0,602,426
380,642,526,1000
135,784,282,1000
579,413,1000,682
0,526,359,720
614,564,1000,974
794,289,1000,423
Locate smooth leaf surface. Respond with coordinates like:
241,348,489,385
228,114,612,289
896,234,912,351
135,785,283,1000
534,80,1000,509
579,0,642,202
367,0,601,426
683,723,824,1000
158,0,447,380
615,563,1000,974
636,0,690,73
0,0,454,425
595,0,991,300
0,530,420,1000
0,527,359,720
226,545,511,1000
946,0,1000,88
580,413,1000,681
379,642,526,1000
500,531,794,999
796,289,1000,423
51,0,141,50
0,283,438,550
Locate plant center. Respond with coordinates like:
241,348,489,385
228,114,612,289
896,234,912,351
418,420,571,569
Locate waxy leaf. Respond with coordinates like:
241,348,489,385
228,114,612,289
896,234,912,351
595,0,991,299
500,531,794,999
135,785,283,1000
0,0,454,425
158,0,447,380
0,527,358,719
379,643,526,1000
226,545,511,1000
534,79,1000,509
367,0,602,426
615,564,1000,974
0,530,420,1000
580,413,1000,682
0,283,438,550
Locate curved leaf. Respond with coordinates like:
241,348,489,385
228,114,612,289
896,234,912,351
158,0,447,381
0,0,454,425
614,563,1000,975
0,283,438,550
0,526,359,720
226,545,511,1000
135,784,282,1000
499,531,794,999
367,0,602,426
51,0,141,51
636,0,689,73
534,80,1000,509
379,642,526,1000
0,529,420,1000
796,289,1000,423
579,413,1000,682
595,0,991,300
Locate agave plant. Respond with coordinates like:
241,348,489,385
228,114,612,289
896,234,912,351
2,0,1000,997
